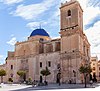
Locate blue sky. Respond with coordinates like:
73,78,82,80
0,0,100,64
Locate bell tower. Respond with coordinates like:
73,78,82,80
60,0,83,53
60,0,83,32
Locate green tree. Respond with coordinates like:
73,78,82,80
0,69,6,83
28,78,32,82
79,64,92,88
17,70,26,83
40,67,51,82
27,78,32,85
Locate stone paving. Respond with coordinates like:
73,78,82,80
0,83,99,91
0,84,31,91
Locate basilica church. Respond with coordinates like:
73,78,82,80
0,0,90,83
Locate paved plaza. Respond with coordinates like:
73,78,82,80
0,84,31,91
0,83,100,91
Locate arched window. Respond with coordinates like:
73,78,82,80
68,10,71,16
11,65,13,70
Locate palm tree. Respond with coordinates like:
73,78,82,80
17,70,26,83
79,64,92,88
40,67,51,84
0,69,6,83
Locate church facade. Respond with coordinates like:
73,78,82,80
0,0,90,83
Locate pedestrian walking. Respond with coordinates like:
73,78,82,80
90,80,93,87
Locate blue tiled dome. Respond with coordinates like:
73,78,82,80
30,28,50,37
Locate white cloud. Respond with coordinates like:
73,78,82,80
7,37,17,46
0,55,5,64
52,36,60,39
83,6,100,25
84,21,100,59
11,0,56,20
0,0,23,5
0,55,3,59
88,0,100,7
26,21,47,30
60,0,70,3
